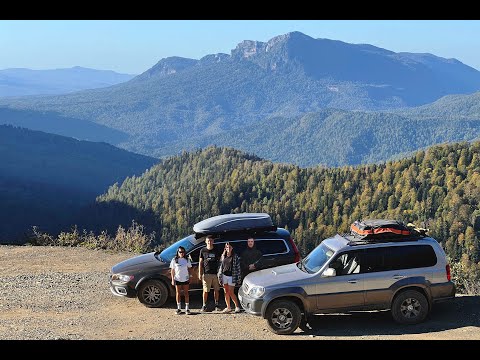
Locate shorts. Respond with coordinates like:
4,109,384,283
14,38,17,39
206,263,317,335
222,274,234,286
202,273,220,292
174,280,190,286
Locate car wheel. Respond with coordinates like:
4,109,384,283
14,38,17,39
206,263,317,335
265,300,301,335
391,290,429,325
137,280,168,308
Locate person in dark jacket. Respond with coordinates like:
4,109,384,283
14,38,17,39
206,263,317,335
240,237,263,279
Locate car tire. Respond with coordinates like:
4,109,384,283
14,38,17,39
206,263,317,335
391,289,429,325
265,300,302,335
137,280,168,308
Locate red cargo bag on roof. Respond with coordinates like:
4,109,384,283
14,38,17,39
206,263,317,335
351,219,412,240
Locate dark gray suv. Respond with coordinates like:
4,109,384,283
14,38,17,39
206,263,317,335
109,213,300,307
239,232,455,335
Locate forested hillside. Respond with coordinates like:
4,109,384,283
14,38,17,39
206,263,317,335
153,109,480,167
0,125,157,242
93,144,480,278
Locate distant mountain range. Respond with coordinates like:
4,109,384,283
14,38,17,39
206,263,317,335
0,125,157,243
0,66,135,97
1,31,480,167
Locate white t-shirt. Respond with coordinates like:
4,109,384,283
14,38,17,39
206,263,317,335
169,257,192,282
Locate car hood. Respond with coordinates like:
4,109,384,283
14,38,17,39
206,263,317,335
244,263,310,288
111,252,163,273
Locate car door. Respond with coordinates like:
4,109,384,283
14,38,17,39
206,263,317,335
186,246,204,290
362,245,436,306
315,250,365,310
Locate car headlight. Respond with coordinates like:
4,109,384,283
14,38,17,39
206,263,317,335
248,286,265,298
111,274,134,284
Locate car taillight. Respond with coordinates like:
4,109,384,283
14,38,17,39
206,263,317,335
288,237,301,262
446,264,451,281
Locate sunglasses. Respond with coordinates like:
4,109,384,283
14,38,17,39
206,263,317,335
178,250,185,253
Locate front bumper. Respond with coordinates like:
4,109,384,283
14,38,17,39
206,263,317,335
109,278,136,298
238,286,264,316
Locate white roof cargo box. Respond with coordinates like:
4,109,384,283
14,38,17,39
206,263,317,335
193,213,276,235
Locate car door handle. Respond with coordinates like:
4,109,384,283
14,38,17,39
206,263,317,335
347,279,357,284
392,275,405,280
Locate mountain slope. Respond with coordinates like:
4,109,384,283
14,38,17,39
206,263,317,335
1,31,479,156
0,125,157,242
92,144,480,270
0,66,135,97
152,106,480,167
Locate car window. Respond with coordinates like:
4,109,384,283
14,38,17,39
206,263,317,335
255,239,287,255
188,247,202,263
330,251,362,276
384,245,437,270
362,247,386,273
362,244,437,273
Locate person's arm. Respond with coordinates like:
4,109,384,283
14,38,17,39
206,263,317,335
198,250,204,279
187,258,193,279
170,261,175,286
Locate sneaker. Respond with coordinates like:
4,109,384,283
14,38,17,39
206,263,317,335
215,304,221,311
185,309,191,315
200,305,207,312
234,307,241,313
175,309,182,315
222,308,232,313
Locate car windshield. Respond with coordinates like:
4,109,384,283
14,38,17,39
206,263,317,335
300,242,334,274
158,235,196,262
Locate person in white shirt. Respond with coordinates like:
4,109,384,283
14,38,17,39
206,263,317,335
170,246,192,314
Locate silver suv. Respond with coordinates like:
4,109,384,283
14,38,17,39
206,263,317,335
238,233,455,335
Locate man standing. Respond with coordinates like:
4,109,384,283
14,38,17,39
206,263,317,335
240,237,263,279
199,235,221,311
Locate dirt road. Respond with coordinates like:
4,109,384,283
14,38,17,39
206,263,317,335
1,245,479,340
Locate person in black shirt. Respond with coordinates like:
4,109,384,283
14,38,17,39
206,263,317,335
199,235,221,312
217,242,242,313
240,237,263,280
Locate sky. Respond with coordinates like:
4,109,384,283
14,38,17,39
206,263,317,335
1,20,480,74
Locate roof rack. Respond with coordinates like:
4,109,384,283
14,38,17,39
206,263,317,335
347,234,423,246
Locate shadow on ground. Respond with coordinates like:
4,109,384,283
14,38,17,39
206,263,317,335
299,295,480,337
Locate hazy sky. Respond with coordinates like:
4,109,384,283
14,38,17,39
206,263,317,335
1,20,479,74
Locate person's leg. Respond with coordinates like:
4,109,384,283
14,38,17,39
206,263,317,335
201,275,211,310
175,284,182,314
212,275,220,308
183,284,190,305
228,283,240,310
223,283,231,310
175,285,181,307
183,284,190,313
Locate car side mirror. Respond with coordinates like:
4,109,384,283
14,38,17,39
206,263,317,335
322,268,336,277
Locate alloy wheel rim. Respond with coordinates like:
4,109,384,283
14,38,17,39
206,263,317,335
400,297,421,318
271,307,293,329
143,285,161,304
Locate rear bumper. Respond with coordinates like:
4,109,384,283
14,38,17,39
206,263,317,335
431,281,456,303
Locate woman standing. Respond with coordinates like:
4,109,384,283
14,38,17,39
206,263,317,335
170,246,192,314
218,242,242,313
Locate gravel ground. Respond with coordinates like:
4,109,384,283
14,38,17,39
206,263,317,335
1,245,479,340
